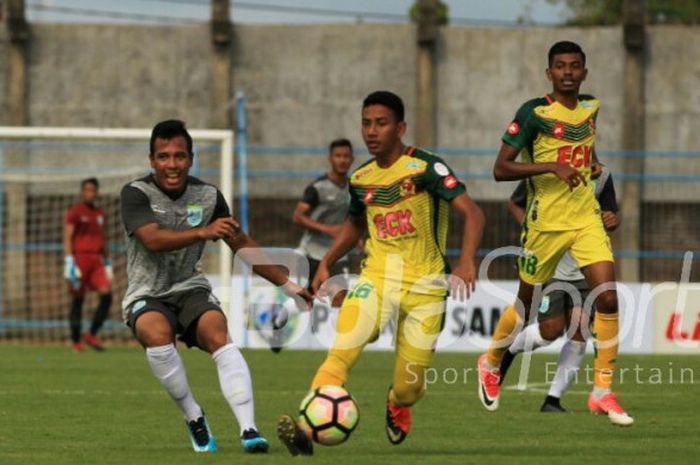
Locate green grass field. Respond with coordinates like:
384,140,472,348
1,346,698,465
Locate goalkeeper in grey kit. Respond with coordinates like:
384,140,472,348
120,119,312,453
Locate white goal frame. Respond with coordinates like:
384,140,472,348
0,126,235,306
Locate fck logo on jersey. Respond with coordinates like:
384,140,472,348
373,209,416,239
558,145,593,168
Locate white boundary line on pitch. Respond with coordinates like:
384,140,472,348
503,382,589,395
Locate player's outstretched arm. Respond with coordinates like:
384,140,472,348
493,143,587,190
448,192,485,301
224,231,290,287
133,217,238,252
311,215,365,294
292,201,342,238
224,232,313,308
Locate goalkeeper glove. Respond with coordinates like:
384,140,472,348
64,255,82,289
104,258,114,282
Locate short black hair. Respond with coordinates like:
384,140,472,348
329,138,353,154
150,119,193,156
81,177,99,189
363,91,405,122
548,41,586,67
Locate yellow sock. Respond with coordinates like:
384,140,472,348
486,304,522,367
389,355,426,407
311,349,359,389
310,296,371,389
593,312,619,389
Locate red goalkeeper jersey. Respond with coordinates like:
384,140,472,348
66,203,106,254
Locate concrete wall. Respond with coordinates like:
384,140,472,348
230,24,416,197
27,24,213,128
1,22,699,200
233,24,416,146
646,27,700,153
644,26,700,202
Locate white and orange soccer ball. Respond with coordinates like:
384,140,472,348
298,385,360,446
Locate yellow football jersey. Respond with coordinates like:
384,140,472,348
348,147,465,296
502,94,602,231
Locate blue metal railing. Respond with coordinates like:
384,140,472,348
2,242,697,262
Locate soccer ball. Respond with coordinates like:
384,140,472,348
298,385,360,446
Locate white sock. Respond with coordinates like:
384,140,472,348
548,339,586,398
509,323,549,354
593,386,611,398
213,343,256,435
146,344,202,422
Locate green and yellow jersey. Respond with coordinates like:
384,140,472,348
502,94,602,232
348,147,465,295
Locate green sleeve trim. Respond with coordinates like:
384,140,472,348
412,149,467,201
347,184,366,217
501,98,547,151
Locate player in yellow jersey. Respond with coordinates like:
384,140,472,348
277,91,485,455
478,41,633,426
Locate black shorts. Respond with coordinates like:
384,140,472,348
538,279,592,322
306,257,349,292
126,289,224,348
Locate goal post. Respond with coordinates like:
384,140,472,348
0,126,235,341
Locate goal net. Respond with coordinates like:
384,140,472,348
0,127,234,344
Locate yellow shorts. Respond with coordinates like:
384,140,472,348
519,220,613,285
333,275,446,367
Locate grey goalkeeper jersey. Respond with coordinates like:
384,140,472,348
298,175,351,261
120,174,230,319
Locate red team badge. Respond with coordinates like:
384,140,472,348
443,175,458,189
400,178,416,197
507,121,520,136
552,122,565,139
